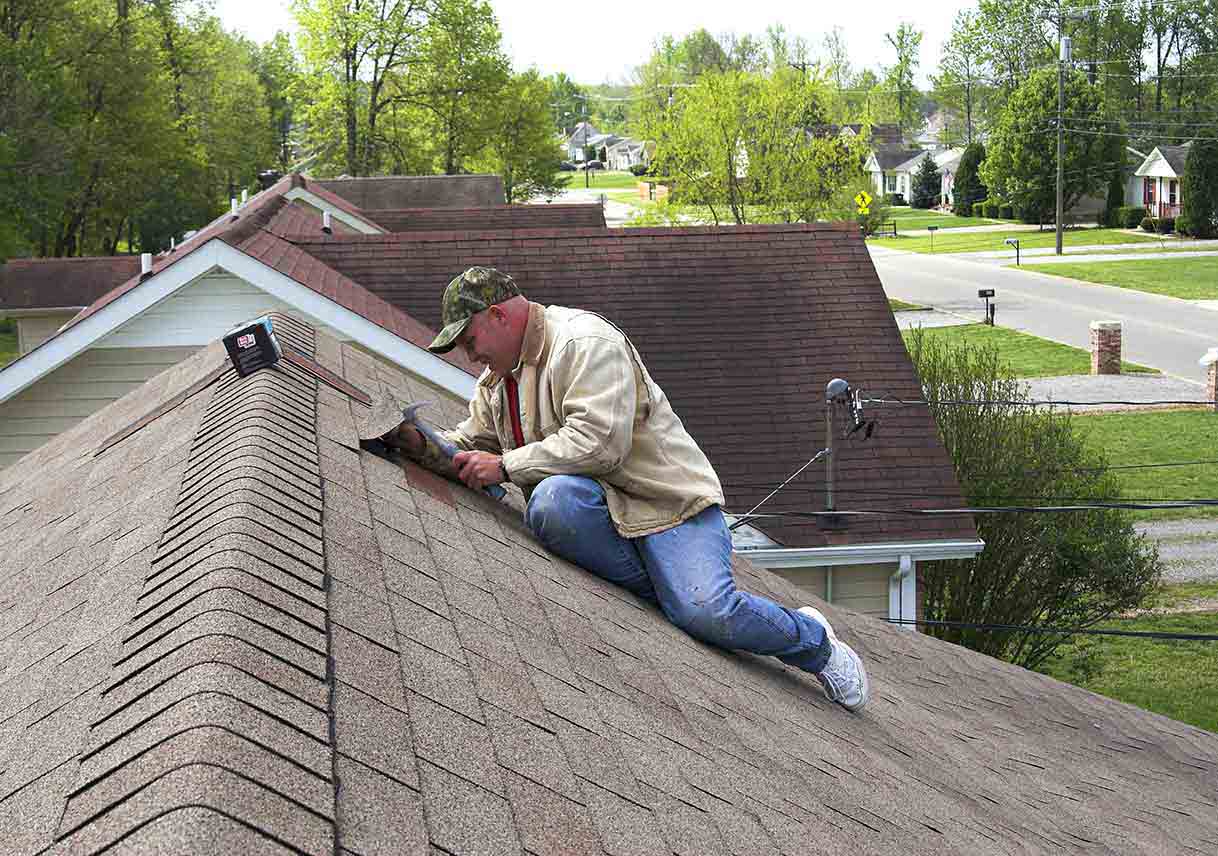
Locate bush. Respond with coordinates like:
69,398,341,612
628,162,649,176
911,156,942,210
999,204,1014,220
1176,214,1191,235
1120,205,1148,229
952,143,987,217
1141,216,1155,232
1158,216,1175,234
983,200,1000,218
972,201,985,218
1182,138,1218,239
906,328,1161,670
886,192,906,206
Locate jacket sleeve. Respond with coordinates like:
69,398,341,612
499,334,636,484
412,383,502,478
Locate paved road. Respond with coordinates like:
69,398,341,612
870,245,1218,383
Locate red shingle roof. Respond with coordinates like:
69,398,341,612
315,174,506,209
366,204,606,233
288,224,977,550
0,256,142,312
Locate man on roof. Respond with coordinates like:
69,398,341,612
379,266,869,711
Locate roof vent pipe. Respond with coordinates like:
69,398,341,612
322,211,333,234
170,236,175,252
241,188,248,205
140,253,152,277
230,198,238,218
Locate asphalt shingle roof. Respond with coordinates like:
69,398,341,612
1,315,1216,854
0,256,142,312
314,175,506,210
287,223,977,551
365,204,606,233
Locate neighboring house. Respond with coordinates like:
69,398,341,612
2,314,1217,854
866,146,931,200
366,204,606,232
315,174,506,209
915,108,957,151
565,121,599,161
891,148,966,208
810,122,904,149
0,256,140,356
291,222,986,624
0,174,478,469
1134,143,1191,219
605,138,647,171
585,133,622,163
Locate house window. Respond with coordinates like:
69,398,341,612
1143,177,1155,205
885,174,897,193
1169,180,1178,204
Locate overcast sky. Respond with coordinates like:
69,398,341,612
210,0,967,86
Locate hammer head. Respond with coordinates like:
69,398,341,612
400,401,432,424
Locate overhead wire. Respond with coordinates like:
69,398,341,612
884,617,1218,642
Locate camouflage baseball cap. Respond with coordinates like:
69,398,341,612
427,267,522,353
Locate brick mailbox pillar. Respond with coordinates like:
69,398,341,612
1202,348,1218,412
1090,321,1122,375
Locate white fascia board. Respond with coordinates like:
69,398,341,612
0,307,85,319
283,188,384,234
736,539,986,568
211,242,476,400
0,245,226,405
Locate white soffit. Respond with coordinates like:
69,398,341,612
738,539,986,568
0,239,475,405
283,188,385,234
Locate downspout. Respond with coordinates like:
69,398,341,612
889,554,916,632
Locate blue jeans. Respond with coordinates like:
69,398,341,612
525,475,830,674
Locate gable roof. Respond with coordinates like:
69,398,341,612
286,223,978,553
0,256,142,314
872,147,927,172
1158,144,1191,175
365,204,607,233
0,187,479,408
315,174,506,209
2,316,1215,855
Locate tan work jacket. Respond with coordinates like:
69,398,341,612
425,302,725,538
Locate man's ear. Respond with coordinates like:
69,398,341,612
487,304,507,325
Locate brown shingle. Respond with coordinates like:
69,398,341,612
0,256,142,312
367,204,606,233
2,319,1217,856
317,174,506,209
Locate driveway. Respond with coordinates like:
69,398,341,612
870,245,1218,383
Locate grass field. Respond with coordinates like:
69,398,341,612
0,318,16,369
873,227,1157,255
888,298,927,312
901,323,1157,377
555,169,641,190
1020,256,1218,300
886,206,1003,231
1038,606,1218,733
1072,409,1218,520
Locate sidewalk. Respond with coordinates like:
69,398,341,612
945,238,1218,264
1021,372,1206,412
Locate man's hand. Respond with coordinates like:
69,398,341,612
453,450,506,490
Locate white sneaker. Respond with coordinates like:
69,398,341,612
798,606,870,712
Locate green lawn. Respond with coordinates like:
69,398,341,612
902,323,1157,377
1073,410,1218,520
873,227,1157,255
1020,256,1218,300
555,169,641,190
888,298,928,312
0,318,16,369
886,205,1004,231
1038,608,1218,734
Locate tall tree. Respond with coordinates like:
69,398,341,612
475,69,568,203
1181,139,1218,238
910,155,941,209
952,142,987,217
933,10,986,145
883,22,924,138
252,31,302,171
980,67,1111,224
293,0,425,176
545,71,586,134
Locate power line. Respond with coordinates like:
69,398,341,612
727,447,830,531
885,617,1218,642
1064,126,1218,141
730,485,1218,504
859,395,1214,408
730,499,1218,520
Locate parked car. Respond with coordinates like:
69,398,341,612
559,161,577,171
583,160,605,171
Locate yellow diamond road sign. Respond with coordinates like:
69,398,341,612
854,190,872,209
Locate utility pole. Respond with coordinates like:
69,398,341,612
1056,35,1071,256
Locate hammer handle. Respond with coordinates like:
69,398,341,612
413,421,507,501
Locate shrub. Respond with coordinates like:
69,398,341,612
972,201,985,218
628,162,649,176
906,328,1161,670
1176,214,1191,235
1158,216,1175,234
1103,168,1125,228
952,143,987,217
1141,216,1155,232
983,200,1000,218
1182,138,1218,239
1121,205,1147,229
999,204,1014,219
911,156,942,210
886,192,906,206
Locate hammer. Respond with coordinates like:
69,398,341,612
401,402,506,501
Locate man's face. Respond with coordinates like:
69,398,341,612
455,306,516,375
